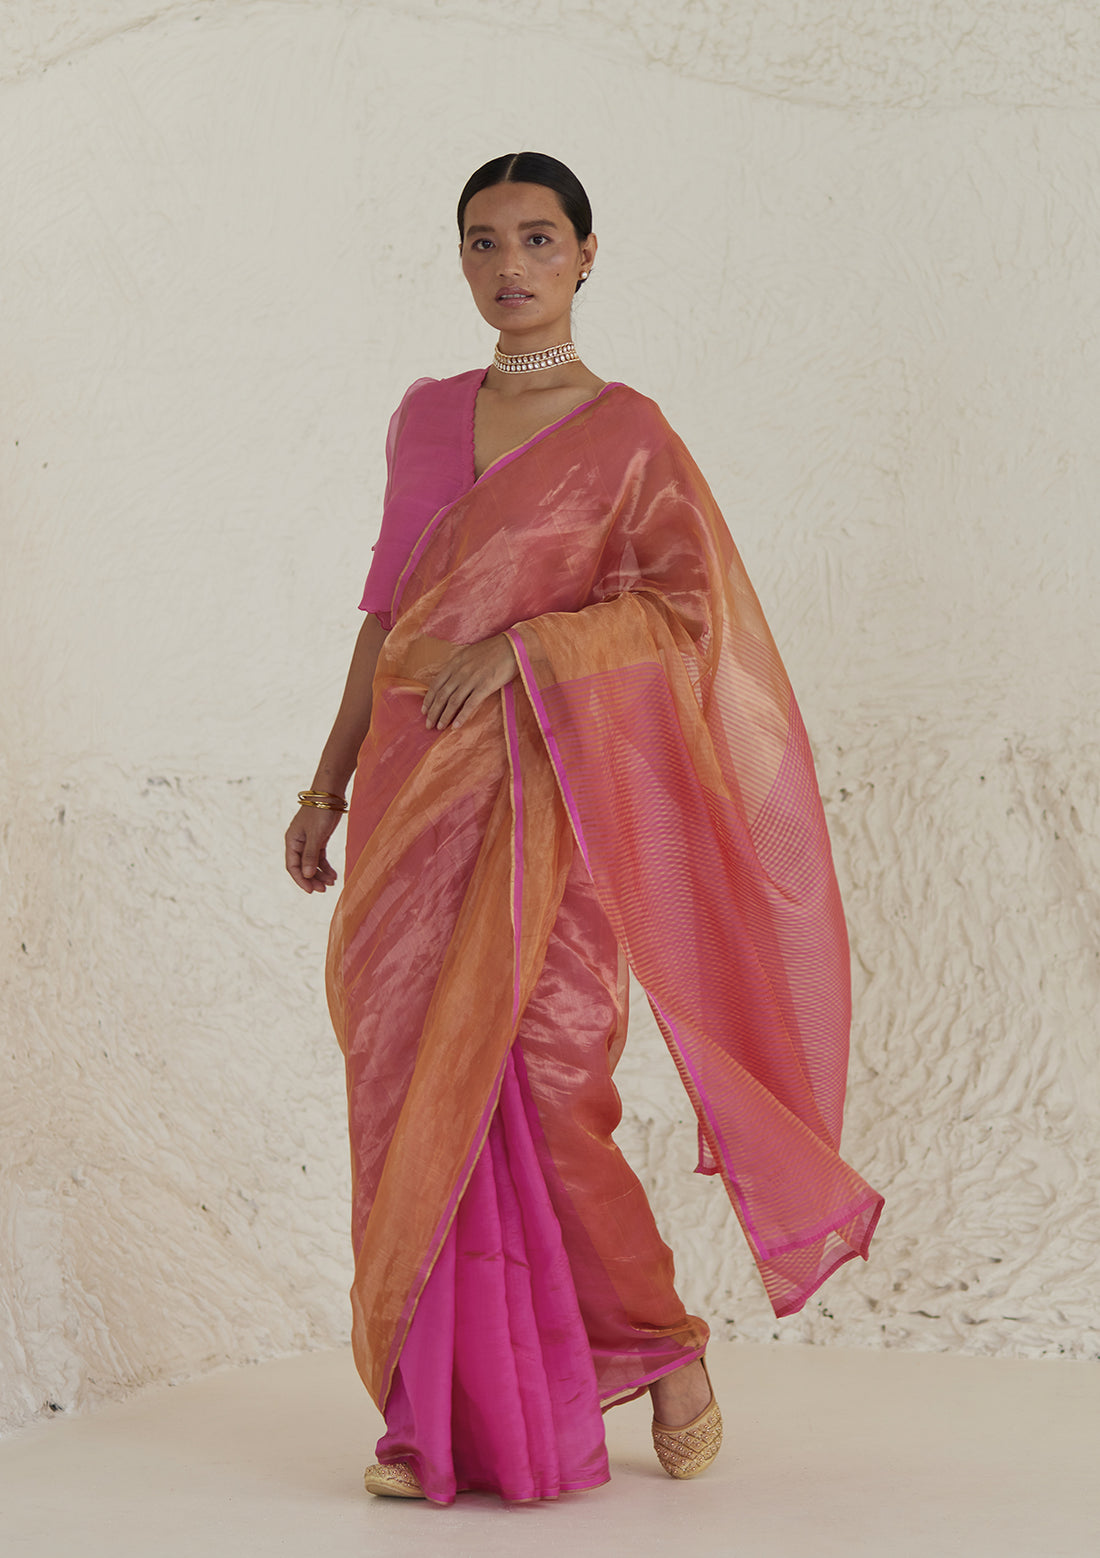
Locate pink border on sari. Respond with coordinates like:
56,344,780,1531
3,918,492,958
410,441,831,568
502,683,524,1026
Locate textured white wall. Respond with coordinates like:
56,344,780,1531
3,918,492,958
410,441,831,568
2,0,1099,1434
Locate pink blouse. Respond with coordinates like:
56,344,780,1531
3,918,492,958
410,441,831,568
358,369,486,628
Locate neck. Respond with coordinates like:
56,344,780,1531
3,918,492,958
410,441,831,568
495,318,574,354
493,339,579,376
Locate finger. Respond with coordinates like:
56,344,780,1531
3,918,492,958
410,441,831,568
286,826,307,877
422,680,445,724
424,670,464,726
295,820,331,882
452,686,489,728
425,681,460,728
434,683,475,730
422,656,459,706
286,829,318,893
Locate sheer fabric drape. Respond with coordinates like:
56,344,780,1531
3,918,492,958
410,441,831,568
326,371,883,1501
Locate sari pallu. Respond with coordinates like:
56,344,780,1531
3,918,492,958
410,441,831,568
326,380,884,1458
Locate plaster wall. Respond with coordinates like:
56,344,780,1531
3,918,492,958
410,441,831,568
2,1,1098,1433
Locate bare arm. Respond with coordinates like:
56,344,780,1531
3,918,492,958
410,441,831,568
284,612,388,893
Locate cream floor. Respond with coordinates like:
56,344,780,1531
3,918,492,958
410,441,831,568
0,1341,1096,1558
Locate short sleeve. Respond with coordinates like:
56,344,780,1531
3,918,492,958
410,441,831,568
359,378,436,627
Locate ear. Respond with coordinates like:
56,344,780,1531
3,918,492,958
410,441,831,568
581,232,598,273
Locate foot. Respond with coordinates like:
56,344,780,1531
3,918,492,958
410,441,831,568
649,1358,712,1427
363,1461,424,1498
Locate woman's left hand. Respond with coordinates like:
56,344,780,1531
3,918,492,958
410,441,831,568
422,634,519,730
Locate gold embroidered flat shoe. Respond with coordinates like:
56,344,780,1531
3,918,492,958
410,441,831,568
651,1359,723,1480
363,1460,424,1498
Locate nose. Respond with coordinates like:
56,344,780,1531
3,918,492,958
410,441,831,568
496,239,525,277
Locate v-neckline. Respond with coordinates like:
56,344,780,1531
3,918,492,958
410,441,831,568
469,374,622,487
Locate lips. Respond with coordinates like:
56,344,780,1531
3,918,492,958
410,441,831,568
496,289,533,302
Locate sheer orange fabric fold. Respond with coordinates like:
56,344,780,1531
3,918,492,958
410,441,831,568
326,382,883,1408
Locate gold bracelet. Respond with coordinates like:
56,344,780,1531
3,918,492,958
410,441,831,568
298,789,348,812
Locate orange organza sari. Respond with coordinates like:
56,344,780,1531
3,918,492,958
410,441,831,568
327,376,883,1441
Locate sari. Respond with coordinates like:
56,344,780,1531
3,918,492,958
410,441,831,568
326,370,884,1503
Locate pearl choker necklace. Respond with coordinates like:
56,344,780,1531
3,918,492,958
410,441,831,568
493,341,579,374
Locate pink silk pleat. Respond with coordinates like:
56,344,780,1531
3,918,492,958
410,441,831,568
376,1046,611,1505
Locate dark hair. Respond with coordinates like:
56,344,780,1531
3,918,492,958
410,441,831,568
457,152,593,246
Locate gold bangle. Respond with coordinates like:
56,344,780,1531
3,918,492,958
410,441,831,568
298,789,348,812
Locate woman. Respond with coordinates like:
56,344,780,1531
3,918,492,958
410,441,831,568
285,152,883,1506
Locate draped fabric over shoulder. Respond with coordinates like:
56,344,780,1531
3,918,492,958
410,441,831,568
327,371,883,1502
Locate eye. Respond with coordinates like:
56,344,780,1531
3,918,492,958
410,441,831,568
528,233,552,246
470,238,494,252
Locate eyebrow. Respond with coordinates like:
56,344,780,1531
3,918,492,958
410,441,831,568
464,218,561,236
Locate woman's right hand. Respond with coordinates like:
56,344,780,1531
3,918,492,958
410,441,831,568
286,613,385,895
285,805,343,893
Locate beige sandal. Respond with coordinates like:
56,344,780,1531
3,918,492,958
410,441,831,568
363,1460,425,1498
651,1358,723,1479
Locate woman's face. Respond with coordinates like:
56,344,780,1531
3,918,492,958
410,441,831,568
460,181,596,344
